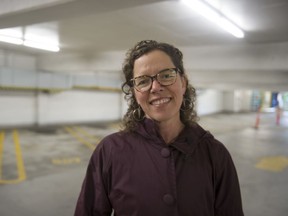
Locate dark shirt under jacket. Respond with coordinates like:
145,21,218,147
74,118,244,216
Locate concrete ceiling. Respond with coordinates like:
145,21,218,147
0,0,288,54
0,0,288,91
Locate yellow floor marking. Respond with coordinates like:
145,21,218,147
0,130,27,184
64,127,95,150
52,157,81,165
108,122,121,130
73,126,102,144
0,131,5,178
13,130,27,181
255,156,288,172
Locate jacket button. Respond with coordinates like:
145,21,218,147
163,194,174,205
161,148,170,157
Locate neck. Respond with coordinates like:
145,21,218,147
157,119,184,144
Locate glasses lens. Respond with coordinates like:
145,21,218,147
133,68,178,92
157,69,177,85
134,76,151,92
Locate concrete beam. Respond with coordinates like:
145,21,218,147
0,0,166,28
182,42,288,71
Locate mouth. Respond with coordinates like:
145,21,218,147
150,97,171,106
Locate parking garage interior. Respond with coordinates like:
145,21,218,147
0,0,288,216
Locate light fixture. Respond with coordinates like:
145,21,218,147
181,0,245,38
0,35,23,45
0,27,60,52
23,40,60,52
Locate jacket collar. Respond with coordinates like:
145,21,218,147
135,118,212,155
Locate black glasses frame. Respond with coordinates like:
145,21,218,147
131,68,181,92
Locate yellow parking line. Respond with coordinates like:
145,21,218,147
0,130,26,184
13,130,26,181
0,131,5,178
73,126,102,144
64,127,95,150
52,157,81,165
255,156,288,172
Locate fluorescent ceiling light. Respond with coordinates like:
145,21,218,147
0,25,60,52
0,35,23,45
0,27,23,45
0,33,60,52
23,40,60,52
181,0,244,38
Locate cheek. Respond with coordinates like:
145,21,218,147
134,91,146,105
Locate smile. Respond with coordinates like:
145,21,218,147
150,97,171,105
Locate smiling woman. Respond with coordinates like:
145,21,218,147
121,40,197,132
74,40,244,216
131,50,187,143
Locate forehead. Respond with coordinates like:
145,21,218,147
133,50,175,76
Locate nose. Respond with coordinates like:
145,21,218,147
150,78,163,93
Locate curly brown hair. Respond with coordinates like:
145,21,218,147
121,40,198,132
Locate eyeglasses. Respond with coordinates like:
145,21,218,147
131,68,181,92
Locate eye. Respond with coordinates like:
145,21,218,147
135,76,150,86
159,70,176,80
164,73,173,78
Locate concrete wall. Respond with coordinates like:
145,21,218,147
196,89,224,115
0,48,257,127
0,90,124,127
37,90,123,125
223,90,252,112
0,50,36,70
0,88,230,127
0,91,36,126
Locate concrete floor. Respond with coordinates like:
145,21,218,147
0,111,287,216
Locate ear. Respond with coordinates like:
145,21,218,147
181,75,187,95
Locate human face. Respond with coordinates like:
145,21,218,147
133,50,186,124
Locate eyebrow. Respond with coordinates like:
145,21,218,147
134,67,175,78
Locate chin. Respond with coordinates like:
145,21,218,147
149,114,171,123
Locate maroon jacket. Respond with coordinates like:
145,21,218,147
74,118,244,216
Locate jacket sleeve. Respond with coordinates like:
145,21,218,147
74,141,112,216
213,140,244,216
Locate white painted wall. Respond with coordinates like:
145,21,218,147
223,91,235,111
37,90,122,125
235,90,253,112
0,50,4,66
121,95,129,119
37,51,124,72
0,90,124,127
0,87,256,127
0,88,233,127
0,49,36,70
0,91,36,126
182,42,288,70
223,90,252,112
37,53,90,72
1,45,265,127
196,89,224,116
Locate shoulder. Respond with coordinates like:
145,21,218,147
192,123,229,151
97,130,137,150
90,130,141,172
186,123,226,149
187,123,233,163
91,130,137,160
88,131,129,169
188,125,238,183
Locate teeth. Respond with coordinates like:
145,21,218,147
151,98,170,105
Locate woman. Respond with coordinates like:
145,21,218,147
74,40,244,216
